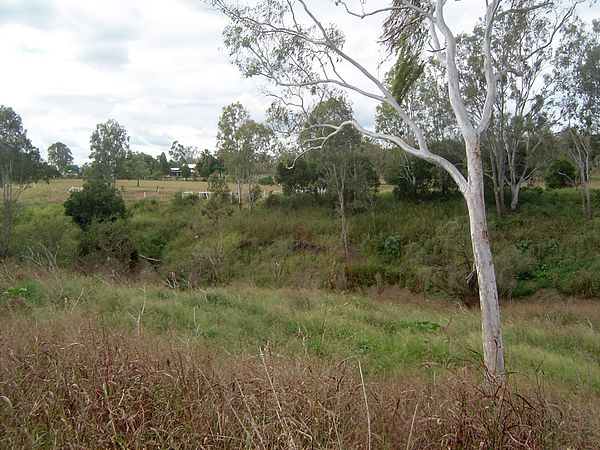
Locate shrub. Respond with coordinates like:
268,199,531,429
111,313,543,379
64,180,130,230
545,159,577,189
494,245,539,299
78,219,139,273
377,233,403,260
13,204,78,269
172,191,200,208
258,175,276,185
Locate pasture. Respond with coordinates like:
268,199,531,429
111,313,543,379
2,179,600,448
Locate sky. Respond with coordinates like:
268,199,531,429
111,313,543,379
1,0,598,164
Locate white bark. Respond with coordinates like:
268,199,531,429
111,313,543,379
464,140,505,379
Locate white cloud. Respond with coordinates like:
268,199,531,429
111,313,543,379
0,0,597,164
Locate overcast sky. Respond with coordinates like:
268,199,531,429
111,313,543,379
1,0,597,164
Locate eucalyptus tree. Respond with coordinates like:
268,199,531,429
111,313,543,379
489,0,578,213
169,141,199,181
0,106,43,260
217,103,278,210
302,96,363,257
216,102,251,208
553,19,599,220
47,142,74,175
456,1,580,216
89,119,130,188
376,61,461,199
209,0,576,381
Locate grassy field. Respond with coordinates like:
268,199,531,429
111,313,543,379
19,178,395,205
1,269,599,447
3,177,600,447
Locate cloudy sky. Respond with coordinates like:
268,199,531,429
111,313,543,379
1,0,597,164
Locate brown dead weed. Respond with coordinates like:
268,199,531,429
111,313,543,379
0,317,598,449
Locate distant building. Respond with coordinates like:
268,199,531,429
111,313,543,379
170,163,197,178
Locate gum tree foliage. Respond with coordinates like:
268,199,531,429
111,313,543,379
208,0,576,381
544,159,578,189
47,142,74,175
301,96,364,257
125,152,153,186
89,119,130,188
197,149,224,178
376,62,463,199
553,19,600,220
202,173,234,223
275,156,323,195
456,1,581,216
217,102,279,210
169,140,199,180
217,102,251,208
0,106,44,260
158,152,171,176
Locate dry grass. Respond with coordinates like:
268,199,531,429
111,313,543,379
19,179,278,205
19,178,396,206
1,315,598,449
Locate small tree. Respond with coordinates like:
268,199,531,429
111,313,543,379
217,103,278,210
202,173,233,224
200,173,234,282
276,156,322,196
545,159,578,189
169,141,198,181
301,96,364,258
158,152,171,177
217,102,250,208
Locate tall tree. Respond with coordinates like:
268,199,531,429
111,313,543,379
301,97,363,257
376,63,462,200
47,142,74,175
553,19,600,220
0,106,44,260
158,152,171,177
216,102,251,208
126,152,152,186
217,103,278,210
197,149,224,178
210,0,550,381
488,0,576,213
456,0,578,216
89,119,130,188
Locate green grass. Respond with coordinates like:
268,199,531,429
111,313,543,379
3,271,599,393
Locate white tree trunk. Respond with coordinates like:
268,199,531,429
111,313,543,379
510,182,520,213
236,180,242,210
581,168,592,220
465,140,505,382
488,140,506,219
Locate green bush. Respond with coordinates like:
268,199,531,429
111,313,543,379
258,176,276,186
545,159,577,189
494,245,539,299
13,204,78,269
64,180,130,230
377,233,403,260
172,191,200,208
78,219,139,273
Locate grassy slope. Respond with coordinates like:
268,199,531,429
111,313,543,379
3,271,599,392
3,179,600,447
1,271,599,447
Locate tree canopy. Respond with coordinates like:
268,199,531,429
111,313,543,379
89,119,130,188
